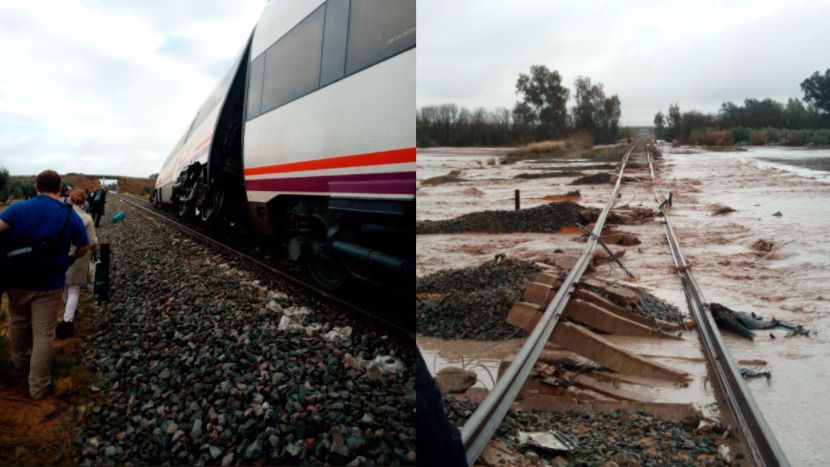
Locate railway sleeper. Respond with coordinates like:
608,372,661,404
507,304,689,382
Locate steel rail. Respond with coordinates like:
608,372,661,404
116,194,414,341
460,139,639,465
649,142,790,466
646,144,655,180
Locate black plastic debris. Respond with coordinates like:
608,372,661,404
709,303,754,340
709,304,806,341
740,367,771,380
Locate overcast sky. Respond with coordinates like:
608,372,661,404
417,0,830,126
0,0,263,177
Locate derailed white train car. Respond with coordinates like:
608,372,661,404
153,0,415,289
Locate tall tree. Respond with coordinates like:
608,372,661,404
742,98,783,128
514,65,569,139
801,69,830,115
602,95,622,143
572,76,621,143
783,98,807,129
436,104,459,144
653,112,666,139
718,101,741,128
666,103,681,142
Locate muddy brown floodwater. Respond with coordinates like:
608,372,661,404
418,144,830,466
658,145,830,466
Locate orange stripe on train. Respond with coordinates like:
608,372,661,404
243,147,415,176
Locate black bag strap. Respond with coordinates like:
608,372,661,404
52,203,73,242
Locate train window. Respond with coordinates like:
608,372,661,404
261,6,325,113
319,0,349,87
246,54,264,120
345,0,415,75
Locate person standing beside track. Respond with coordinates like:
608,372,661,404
90,186,107,228
57,189,97,339
0,170,89,399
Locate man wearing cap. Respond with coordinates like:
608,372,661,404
0,170,89,399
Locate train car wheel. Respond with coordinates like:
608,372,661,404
308,257,350,291
200,187,225,222
177,201,189,218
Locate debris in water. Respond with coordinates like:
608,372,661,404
711,204,736,216
461,187,485,197
422,170,464,186
772,211,782,217
516,431,577,454
751,239,775,253
786,325,811,338
736,311,779,330
709,303,754,340
739,367,772,380
434,367,478,394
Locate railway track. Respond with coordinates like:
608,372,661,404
646,143,791,466
116,194,414,341
460,139,640,465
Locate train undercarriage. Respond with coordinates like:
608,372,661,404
155,181,414,292
152,165,414,293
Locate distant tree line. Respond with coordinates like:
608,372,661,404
0,168,37,203
654,69,830,145
417,65,623,147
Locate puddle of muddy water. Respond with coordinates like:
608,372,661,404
417,336,524,390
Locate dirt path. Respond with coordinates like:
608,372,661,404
0,280,97,465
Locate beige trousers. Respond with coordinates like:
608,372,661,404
7,288,63,399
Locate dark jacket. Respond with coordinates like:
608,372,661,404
416,350,468,467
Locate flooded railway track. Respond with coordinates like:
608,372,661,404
647,145,791,467
460,139,791,466
460,139,640,464
117,194,413,341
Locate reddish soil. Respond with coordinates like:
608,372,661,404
0,296,95,465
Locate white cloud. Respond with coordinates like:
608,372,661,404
0,0,264,177
417,0,830,126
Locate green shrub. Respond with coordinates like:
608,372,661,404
690,130,734,146
730,127,751,144
810,129,830,145
765,127,785,144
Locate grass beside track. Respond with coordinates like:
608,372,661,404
502,136,628,165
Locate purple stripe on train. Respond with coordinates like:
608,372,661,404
245,171,415,195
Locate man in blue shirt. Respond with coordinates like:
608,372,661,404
0,170,89,399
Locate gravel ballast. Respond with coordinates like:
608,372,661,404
417,202,585,235
73,199,415,466
446,399,731,466
416,259,544,340
571,172,613,185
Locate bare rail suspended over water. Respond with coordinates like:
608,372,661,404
460,139,640,465
646,143,790,467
